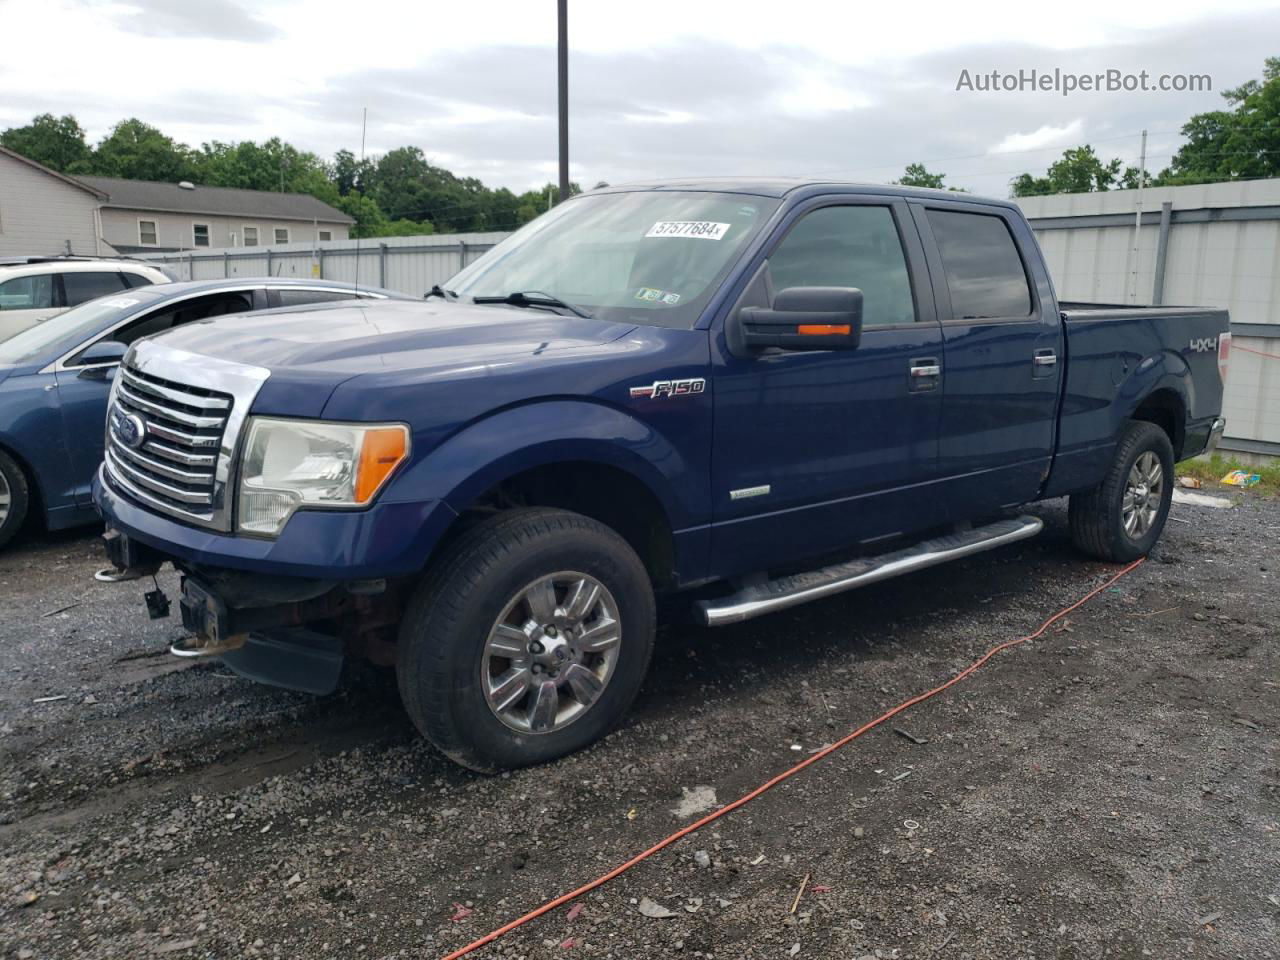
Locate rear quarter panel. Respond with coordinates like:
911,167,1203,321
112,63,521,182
1045,307,1228,497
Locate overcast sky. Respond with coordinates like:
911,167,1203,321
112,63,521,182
3,0,1279,198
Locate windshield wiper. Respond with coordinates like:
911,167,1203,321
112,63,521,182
426,284,457,300
472,290,592,319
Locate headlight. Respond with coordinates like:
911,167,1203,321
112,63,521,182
237,417,410,536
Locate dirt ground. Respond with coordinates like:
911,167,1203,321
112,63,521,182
1,493,1277,960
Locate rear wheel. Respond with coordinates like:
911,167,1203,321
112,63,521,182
0,450,31,552
1069,421,1174,562
397,508,655,772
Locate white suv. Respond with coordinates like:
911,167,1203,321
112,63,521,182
0,257,175,342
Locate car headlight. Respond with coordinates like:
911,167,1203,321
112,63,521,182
237,417,410,536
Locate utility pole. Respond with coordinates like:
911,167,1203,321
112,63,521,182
1128,129,1148,304
557,0,570,204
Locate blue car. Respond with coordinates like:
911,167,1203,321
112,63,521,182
0,278,403,549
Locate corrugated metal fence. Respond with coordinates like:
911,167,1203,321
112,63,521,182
137,231,512,297
1018,180,1280,460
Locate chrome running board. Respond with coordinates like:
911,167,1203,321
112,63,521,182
697,515,1044,627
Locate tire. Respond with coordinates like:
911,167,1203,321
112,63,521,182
0,449,31,552
397,508,656,772
1069,421,1174,562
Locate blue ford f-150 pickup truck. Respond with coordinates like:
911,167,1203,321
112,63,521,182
93,179,1230,771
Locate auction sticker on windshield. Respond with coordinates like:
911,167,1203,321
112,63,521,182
646,221,731,240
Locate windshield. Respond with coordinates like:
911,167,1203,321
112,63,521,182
0,292,158,365
448,191,780,329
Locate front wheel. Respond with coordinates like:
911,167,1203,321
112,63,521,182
397,508,655,772
1069,420,1174,562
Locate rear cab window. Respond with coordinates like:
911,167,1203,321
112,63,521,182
924,209,1033,320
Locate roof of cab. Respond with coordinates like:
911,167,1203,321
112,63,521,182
589,177,1017,209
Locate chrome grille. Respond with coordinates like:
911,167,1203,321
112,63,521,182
106,364,233,523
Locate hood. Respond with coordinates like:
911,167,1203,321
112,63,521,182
150,299,636,377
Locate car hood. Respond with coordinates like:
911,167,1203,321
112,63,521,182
151,299,636,377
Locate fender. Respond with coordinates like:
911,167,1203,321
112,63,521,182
379,399,701,534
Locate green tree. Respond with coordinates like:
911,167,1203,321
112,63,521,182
0,113,91,172
1158,56,1280,183
361,218,436,238
1010,145,1125,197
330,149,374,196
90,118,195,182
894,162,947,188
192,138,327,192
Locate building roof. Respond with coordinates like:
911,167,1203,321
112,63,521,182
0,145,109,199
77,175,355,225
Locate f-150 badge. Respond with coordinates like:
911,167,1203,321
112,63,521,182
630,378,707,400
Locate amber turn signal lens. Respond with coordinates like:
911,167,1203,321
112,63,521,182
797,324,851,335
355,426,409,503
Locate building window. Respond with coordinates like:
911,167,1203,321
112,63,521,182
138,220,157,245
274,227,290,244
193,223,210,247
318,230,332,242
243,226,259,247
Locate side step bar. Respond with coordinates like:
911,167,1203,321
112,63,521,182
697,515,1044,627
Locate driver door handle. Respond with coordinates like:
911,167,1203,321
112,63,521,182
909,357,941,392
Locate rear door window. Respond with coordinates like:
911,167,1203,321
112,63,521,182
270,288,359,308
925,210,1032,320
121,272,156,289
0,274,56,310
114,292,255,346
61,271,128,307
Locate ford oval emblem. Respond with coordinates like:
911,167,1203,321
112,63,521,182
116,413,147,449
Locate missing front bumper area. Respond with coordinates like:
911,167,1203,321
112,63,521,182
172,573,399,694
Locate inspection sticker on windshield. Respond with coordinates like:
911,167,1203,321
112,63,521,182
646,221,731,240
100,297,140,308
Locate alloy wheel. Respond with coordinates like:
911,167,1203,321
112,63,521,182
1122,450,1164,538
481,572,622,734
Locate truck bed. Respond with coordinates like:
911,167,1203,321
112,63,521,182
1044,301,1229,498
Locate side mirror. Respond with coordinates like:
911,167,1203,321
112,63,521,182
78,340,127,366
737,287,863,351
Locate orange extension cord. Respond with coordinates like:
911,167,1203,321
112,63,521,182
442,557,1145,960
1236,344,1280,362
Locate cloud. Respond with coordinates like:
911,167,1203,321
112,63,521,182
3,1,1278,199
990,120,1086,154
107,0,279,42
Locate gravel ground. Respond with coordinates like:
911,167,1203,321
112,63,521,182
1,493,1277,960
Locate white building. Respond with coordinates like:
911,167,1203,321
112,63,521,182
77,176,353,254
0,145,107,256
0,146,353,258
